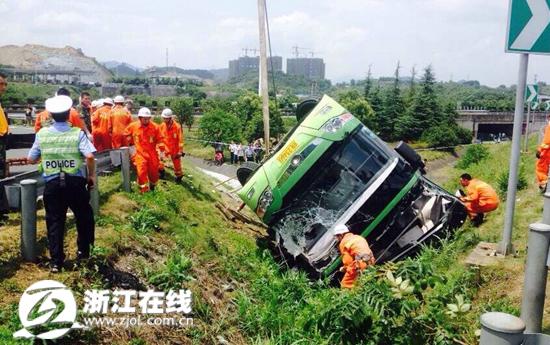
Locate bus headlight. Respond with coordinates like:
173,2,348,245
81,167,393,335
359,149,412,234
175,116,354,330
323,117,344,133
257,188,273,217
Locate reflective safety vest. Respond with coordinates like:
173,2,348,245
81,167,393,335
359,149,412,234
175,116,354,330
37,127,83,176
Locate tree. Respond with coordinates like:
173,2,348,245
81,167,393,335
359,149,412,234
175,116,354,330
338,90,376,129
244,101,285,142
364,65,373,99
405,66,417,107
369,84,383,116
171,97,194,130
377,62,404,141
198,109,242,145
232,91,262,125
396,65,440,140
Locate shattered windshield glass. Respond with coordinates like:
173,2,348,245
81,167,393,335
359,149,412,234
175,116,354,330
272,127,393,257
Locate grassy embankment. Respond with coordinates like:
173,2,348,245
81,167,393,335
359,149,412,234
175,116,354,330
0,137,547,344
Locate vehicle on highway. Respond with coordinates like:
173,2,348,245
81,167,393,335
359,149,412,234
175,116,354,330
236,95,467,278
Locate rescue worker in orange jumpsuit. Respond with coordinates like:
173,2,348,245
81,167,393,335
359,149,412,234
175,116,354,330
110,95,133,149
91,98,113,152
158,108,184,182
536,114,550,192
34,88,88,136
459,173,499,226
124,107,163,193
334,224,375,289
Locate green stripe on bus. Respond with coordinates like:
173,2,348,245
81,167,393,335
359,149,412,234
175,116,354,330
322,172,420,277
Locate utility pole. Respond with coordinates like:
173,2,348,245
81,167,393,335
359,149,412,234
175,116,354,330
166,48,168,68
258,0,270,152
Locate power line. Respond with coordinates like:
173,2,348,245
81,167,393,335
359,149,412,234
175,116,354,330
264,0,278,101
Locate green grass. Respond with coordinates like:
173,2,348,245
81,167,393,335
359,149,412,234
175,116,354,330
0,135,547,343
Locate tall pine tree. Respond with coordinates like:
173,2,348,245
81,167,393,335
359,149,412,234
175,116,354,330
377,62,404,141
364,65,373,99
396,65,440,141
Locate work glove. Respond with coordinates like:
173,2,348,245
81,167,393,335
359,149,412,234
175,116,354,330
536,151,541,159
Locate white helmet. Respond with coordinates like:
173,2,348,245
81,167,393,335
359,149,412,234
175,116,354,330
333,224,350,236
91,100,99,108
114,95,125,103
45,95,72,114
138,107,152,117
161,108,173,118
103,97,114,105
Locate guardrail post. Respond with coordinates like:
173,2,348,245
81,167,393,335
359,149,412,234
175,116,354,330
120,147,131,192
90,159,99,216
480,312,525,345
542,192,550,225
520,223,550,333
20,179,37,262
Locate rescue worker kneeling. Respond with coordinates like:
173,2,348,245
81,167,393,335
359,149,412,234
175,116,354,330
27,95,97,273
124,107,163,193
334,224,375,289
458,173,499,226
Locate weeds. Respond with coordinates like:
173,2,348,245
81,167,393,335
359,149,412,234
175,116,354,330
128,209,162,234
146,252,194,290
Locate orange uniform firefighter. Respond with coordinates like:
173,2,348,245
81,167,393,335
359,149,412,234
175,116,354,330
536,114,550,192
334,224,375,289
459,173,499,226
91,98,113,152
124,107,163,193
34,108,86,133
158,108,184,182
34,87,88,134
110,95,132,149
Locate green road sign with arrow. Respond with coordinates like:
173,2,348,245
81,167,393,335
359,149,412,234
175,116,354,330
507,0,550,54
525,84,539,102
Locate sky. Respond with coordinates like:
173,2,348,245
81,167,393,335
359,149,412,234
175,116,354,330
1,0,549,86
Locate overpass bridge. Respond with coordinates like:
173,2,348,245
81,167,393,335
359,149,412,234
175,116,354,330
456,110,546,140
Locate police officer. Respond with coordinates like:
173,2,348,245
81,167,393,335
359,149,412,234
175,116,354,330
27,95,97,273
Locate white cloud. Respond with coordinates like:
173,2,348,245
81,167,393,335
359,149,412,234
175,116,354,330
0,0,546,85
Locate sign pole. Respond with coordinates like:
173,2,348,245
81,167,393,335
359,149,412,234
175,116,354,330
499,53,529,255
525,100,531,152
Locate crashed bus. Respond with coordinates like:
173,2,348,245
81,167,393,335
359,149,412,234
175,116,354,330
236,95,467,279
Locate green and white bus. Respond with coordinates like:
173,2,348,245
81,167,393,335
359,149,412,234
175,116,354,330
237,95,467,278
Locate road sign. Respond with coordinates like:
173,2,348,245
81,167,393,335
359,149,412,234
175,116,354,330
506,0,550,54
526,84,539,102
531,101,540,110
545,100,550,111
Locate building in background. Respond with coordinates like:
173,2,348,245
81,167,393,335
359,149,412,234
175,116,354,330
286,58,325,80
228,56,283,78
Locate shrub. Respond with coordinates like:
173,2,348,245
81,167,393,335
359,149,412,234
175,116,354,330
455,126,473,144
421,124,459,149
456,144,489,169
497,166,528,198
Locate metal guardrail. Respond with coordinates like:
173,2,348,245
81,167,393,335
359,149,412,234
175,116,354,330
479,192,550,344
0,149,124,211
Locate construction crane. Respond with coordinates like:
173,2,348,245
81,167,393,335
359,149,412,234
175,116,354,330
291,46,321,58
242,48,259,57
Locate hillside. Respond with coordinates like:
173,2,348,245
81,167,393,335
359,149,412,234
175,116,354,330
102,61,143,77
0,44,113,83
0,139,547,344
143,66,214,82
